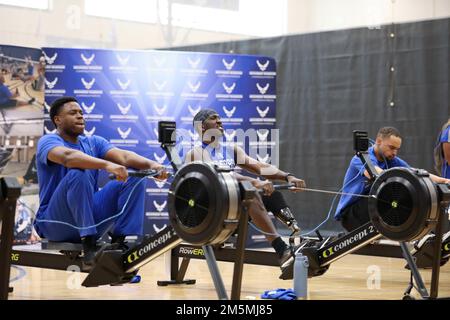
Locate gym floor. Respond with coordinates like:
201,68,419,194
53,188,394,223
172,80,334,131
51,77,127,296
8,251,450,300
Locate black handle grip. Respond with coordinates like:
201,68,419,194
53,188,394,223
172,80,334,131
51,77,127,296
274,184,295,190
258,183,295,193
109,169,159,180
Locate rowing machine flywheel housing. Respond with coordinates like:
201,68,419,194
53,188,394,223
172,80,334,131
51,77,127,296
168,162,241,245
369,168,439,242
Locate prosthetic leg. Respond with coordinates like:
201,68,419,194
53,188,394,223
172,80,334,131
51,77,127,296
262,190,301,235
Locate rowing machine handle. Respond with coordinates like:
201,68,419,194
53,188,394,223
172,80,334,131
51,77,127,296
257,184,295,193
109,169,159,180
274,183,295,190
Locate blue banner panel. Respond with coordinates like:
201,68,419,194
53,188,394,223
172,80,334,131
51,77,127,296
42,47,277,245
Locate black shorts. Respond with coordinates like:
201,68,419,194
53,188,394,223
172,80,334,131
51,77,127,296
340,197,370,232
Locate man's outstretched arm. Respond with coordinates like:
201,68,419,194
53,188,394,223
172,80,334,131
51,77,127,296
104,148,169,179
234,146,305,190
47,146,128,181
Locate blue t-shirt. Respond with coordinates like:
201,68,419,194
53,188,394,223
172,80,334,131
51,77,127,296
440,125,450,179
36,134,114,215
334,146,409,220
0,83,12,104
201,142,236,169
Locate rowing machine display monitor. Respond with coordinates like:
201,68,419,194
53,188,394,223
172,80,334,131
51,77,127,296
354,130,378,180
158,121,182,171
369,168,440,242
168,162,247,246
353,130,369,153
158,121,176,145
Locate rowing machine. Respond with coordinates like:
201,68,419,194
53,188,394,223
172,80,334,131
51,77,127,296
280,155,450,299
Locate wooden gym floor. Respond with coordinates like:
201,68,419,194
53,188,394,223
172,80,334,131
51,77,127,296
7,251,450,300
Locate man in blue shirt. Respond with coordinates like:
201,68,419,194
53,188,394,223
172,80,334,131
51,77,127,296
185,109,305,271
0,75,34,108
435,119,450,179
34,96,168,265
335,127,450,232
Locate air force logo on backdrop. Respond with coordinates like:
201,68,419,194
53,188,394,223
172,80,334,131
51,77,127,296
43,51,58,65
216,58,242,78
221,106,243,124
82,102,104,121
146,200,168,218
81,53,95,65
257,129,269,141
250,59,276,78
182,81,208,100
43,51,65,72
81,77,95,90
110,78,138,96
74,77,103,96
45,77,66,96
117,103,131,115
250,106,276,126
181,57,208,75
118,127,132,139
110,103,138,122
257,60,270,72
257,106,269,118
250,82,276,101
216,82,242,101
110,127,138,146
45,77,58,89
223,106,236,118
223,59,236,70
153,200,167,213
146,199,169,218
223,82,236,94
73,53,102,72
250,129,276,148
82,102,96,114
256,83,270,95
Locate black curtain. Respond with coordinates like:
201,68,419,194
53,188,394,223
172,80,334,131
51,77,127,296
167,18,450,234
